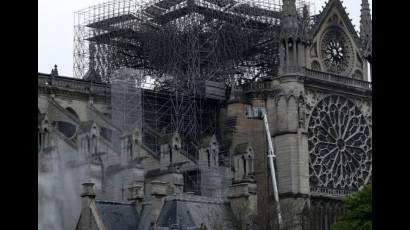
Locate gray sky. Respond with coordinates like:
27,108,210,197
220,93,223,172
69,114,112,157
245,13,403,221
38,0,372,77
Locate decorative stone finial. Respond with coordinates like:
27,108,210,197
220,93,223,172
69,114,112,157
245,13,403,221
360,0,372,60
280,0,300,39
302,5,309,19
50,64,59,77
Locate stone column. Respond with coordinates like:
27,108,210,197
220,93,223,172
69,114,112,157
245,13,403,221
149,181,168,222
128,182,144,214
81,182,96,211
228,182,258,229
265,76,310,229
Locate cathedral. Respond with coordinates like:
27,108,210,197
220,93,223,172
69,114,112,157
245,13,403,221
38,0,372,229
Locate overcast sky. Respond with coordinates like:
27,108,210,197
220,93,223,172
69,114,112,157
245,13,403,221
38,0,372,77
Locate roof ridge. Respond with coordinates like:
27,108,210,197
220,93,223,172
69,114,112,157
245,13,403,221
95,200,133,205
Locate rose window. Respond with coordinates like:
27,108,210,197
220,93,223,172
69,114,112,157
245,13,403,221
320,27,353,75
325,40,344,64
308,95,371,191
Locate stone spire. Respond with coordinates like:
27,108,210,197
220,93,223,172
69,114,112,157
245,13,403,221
50,64,59,77
89,43,96,70
280,0,300,39
360,0,372,60
279,0,308,75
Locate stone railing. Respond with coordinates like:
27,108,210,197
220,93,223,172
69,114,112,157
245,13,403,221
310,186,354,198
305,69,372,90
242,69,372,92
242,80,276,92
38,74,110,96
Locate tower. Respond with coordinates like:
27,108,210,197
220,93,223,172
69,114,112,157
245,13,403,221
360,0,372,63
258,1,311,228
279,0,308,75
261,0,372,229
360,0,372,81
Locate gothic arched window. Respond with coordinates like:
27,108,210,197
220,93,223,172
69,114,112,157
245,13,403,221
128,136,133,159
243,156,247,176
207,150,211,168
91,135,97,153
169,145,173,163
87,136,91,153
248,155,253,173
42,128,49,148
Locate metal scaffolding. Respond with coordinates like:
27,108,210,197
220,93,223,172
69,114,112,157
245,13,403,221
73,0,314,195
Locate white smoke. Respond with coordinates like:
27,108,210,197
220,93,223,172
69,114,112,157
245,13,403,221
38,135,88,230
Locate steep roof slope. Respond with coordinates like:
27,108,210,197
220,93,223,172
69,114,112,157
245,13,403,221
156,195,236,229
94,200,139,230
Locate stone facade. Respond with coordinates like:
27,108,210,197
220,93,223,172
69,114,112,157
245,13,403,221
39,1,372,229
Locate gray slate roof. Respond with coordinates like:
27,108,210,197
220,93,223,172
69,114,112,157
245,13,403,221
94,200,139,230
156,195,236,230
136,202,157,230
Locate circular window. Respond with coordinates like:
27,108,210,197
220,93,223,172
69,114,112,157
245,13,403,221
308,95,371,190
320,27,353,75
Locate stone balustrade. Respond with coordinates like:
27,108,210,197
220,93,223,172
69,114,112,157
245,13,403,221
305,68,372,90
38,74,110,96
310,186,354,198
242,80,276,92
242,68,372,93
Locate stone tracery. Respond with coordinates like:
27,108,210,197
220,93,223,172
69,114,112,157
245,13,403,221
308,95,371,191
320,27,353,75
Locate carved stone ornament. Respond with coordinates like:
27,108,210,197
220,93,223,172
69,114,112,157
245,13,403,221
320,27,353,75
308,95,371,191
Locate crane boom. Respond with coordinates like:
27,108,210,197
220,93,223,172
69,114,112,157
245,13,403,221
262,111,283,228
